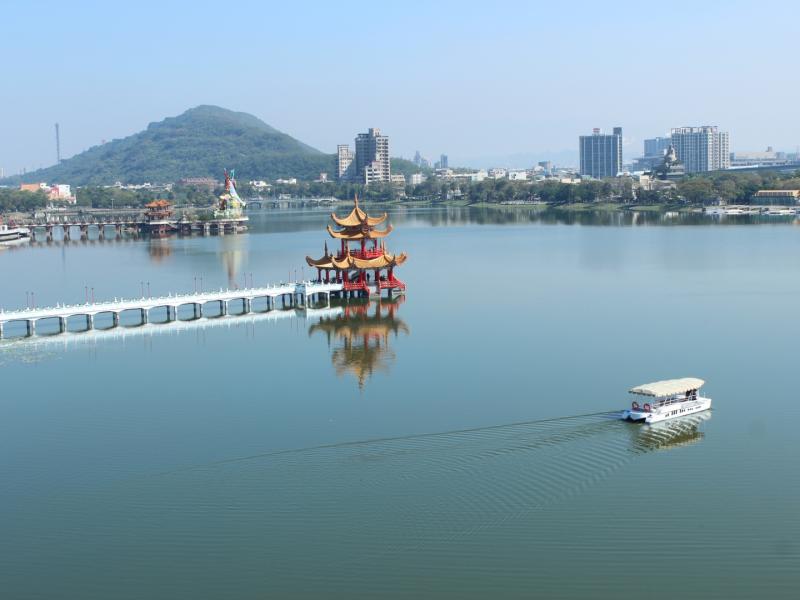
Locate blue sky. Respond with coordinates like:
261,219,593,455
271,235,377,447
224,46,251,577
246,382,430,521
2,0,799,173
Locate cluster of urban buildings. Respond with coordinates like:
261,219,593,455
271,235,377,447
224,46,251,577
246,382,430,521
336,128,405,188
580,125,800,180
580,126,734,179
18,182,76,204
412,151,448,171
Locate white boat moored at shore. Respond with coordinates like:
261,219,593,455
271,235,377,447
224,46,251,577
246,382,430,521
0,223,31,243
622,377,711,424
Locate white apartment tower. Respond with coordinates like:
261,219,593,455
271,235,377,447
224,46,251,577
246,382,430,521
670,126,730,173
355,128,391,185
337,144,354,180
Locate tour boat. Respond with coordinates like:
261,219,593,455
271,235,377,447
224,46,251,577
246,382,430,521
622,377,711,424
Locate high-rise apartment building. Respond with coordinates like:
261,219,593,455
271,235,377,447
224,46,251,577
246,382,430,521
439,154,448,169
644,137,672,158
669,126,730,173
354,128,391,185
579,127,623,179
337,144,354,180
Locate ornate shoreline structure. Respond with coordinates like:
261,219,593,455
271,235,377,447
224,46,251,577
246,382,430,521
215,169,246,220
306,197,407,297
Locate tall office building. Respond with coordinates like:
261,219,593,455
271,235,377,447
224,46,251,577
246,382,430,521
337,144,354,180
644,137,672,158
669,126,730,173
579,127,623,179
355,128,391,185
439,154,448,169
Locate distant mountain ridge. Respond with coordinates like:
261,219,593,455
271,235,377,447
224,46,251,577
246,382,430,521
4,106,334,185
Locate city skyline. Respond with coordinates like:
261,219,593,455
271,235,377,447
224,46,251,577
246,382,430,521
3,1,800,173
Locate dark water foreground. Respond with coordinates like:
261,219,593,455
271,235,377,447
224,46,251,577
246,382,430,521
1,208,799,599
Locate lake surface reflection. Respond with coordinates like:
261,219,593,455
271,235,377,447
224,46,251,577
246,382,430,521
1,207,799,599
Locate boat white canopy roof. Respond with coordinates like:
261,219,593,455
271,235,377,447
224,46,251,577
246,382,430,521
629,377,705,397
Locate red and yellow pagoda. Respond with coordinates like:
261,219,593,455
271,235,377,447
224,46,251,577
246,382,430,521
306,197,407,296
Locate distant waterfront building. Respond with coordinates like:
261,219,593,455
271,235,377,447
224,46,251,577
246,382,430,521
179,177,219,190
410,173,426,185
579,127,623,179
337,144,354,180
488,168,507,179
730,147,793,168
19,181,76,204
644,137,672,158
630,137,673,172
413,150,423,167
354,128,391,185
20,182,47,193
753,189,800,205
452,170,487,183
439,154,448,169
507,170,528,181
670,126,730,173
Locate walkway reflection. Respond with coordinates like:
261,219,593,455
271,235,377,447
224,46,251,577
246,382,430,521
309,297,409,389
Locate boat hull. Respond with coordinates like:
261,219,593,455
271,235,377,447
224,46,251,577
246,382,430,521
622,397,712,424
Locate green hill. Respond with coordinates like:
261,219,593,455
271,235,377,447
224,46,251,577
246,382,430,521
5,105,334,185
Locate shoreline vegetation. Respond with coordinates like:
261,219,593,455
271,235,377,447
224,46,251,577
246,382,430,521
3,169,800,217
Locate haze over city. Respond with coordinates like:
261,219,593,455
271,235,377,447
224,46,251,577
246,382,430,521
2,0,799,174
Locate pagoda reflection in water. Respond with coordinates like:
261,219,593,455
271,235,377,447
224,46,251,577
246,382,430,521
309,298,409,389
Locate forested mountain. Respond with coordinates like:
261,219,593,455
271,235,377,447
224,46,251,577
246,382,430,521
5,106,334,185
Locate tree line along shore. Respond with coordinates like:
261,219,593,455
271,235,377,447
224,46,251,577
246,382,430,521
3,169,800,215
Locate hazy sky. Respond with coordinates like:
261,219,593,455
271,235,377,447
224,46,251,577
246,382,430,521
2,0,799,173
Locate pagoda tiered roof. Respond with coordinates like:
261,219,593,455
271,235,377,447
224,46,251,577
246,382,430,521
327,223,393,240
325,197,393,240
330,199,388,227
306,244,407,270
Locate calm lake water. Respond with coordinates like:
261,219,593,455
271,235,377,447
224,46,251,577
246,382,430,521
1,207,799,599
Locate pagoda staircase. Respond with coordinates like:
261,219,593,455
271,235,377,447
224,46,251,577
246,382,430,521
343,280,370,293
379,277,406,291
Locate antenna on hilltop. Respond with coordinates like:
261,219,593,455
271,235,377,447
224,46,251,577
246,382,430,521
55,123,62,163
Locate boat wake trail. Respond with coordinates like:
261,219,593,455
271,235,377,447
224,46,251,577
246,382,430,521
140,410,710,569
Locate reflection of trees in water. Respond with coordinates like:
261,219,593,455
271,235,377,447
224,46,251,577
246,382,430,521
309,298,409,390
